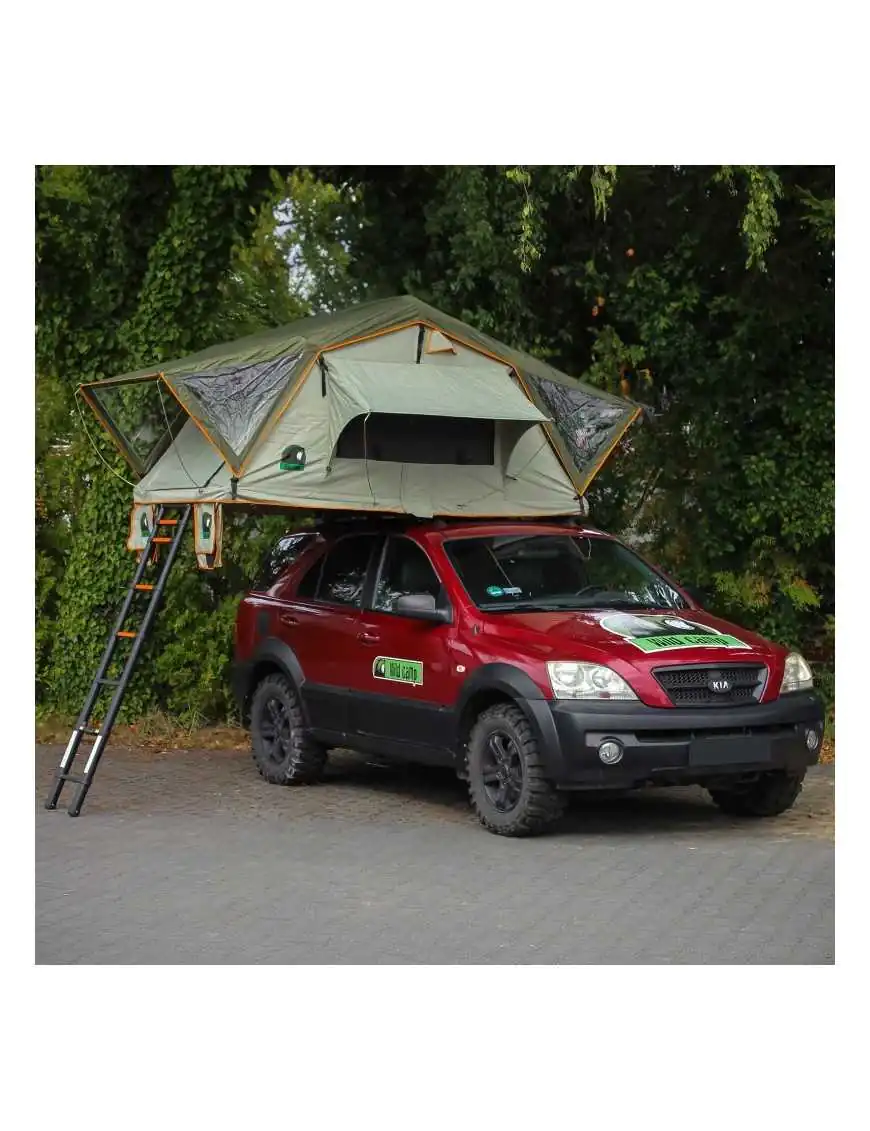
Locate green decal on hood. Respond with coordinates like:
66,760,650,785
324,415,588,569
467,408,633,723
373,656,424,685
599,614,746,653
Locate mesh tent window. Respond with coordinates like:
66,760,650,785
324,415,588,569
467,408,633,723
335,414,496,465
527,375,633,481
174,352,302,468
84,376,187,477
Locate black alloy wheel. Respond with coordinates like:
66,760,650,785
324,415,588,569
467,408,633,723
250,673,327,785
466,702,565,836
481,731,525,813
260,695,293,767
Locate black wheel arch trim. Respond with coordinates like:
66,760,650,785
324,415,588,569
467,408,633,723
456,664,564,777
233,637,309,726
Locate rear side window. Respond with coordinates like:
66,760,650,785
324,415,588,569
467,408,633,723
296,553,324,599
255,533,316,591
373,538,442,612
298,535,379,608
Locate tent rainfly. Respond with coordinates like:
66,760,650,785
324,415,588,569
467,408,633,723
80,296,641,558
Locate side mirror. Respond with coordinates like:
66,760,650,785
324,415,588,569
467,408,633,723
394,593,452,624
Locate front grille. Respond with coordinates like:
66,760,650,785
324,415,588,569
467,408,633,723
653,664,766,707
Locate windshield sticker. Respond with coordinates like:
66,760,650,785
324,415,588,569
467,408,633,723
486,585,522,598
600,614,747,653
373,656,424,686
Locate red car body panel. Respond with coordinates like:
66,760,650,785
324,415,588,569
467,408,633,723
235,521,790,711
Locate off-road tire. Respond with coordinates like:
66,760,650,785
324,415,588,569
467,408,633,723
708,769,806,817
467,703,565,837
250,673,327,785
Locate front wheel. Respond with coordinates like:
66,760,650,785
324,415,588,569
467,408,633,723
707,769,806,817
466,703,565,836
250,673,327,785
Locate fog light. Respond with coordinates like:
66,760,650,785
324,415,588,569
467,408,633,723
806,729,820,752
598,739,623,765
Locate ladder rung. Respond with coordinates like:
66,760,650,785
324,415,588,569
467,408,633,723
97,678,121,687
61,774,88,785
157,518,179,525
152,536,172,544
82,727,101,736
134,584,154,591
117,630,137,639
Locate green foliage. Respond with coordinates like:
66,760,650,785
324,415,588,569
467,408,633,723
35,165,346,720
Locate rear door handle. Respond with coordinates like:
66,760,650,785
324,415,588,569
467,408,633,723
280,614,299,626
358,631,380,644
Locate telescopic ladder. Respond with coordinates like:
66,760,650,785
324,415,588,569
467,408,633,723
44,505,192,817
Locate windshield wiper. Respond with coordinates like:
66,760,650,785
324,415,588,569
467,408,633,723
479,597,685,614
478,601,571,613
594,598,686,610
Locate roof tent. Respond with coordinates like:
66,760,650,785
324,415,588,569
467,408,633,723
81,295,641,520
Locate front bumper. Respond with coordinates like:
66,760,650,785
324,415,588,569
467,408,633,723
534,692,824,789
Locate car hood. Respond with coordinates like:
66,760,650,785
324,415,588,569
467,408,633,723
484,607,777,658
480,606,783,705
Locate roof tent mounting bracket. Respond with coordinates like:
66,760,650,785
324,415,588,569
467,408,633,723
416,324,425,364
230,476,238,500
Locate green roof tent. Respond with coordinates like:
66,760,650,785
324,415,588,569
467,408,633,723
81,295,641,520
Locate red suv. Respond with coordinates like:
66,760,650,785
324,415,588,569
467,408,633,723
233,519,824,836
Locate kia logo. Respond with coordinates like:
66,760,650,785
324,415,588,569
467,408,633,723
709,677,731,693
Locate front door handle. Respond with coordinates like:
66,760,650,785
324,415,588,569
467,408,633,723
280,614,299,627
358,631,380,644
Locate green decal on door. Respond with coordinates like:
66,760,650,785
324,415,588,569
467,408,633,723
373,656,424,686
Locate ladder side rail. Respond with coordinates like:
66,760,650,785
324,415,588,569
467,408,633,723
67,506,191,817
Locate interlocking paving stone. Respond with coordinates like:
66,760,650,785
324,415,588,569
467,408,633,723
35,745,834,964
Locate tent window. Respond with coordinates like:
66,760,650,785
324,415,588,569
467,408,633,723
336,414,495,466
177,351,302,465
425,329,456,355
89,377,186,473
526,375,630,474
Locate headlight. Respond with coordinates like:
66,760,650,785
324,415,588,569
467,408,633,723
547,661,638,701
781,652,813,694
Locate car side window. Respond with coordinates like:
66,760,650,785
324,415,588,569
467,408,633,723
295,552,324,600
255,533,316,592
374,537,442,613
312,535,378,608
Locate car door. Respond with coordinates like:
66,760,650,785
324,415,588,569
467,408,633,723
348,535,460,758
276,533,382,738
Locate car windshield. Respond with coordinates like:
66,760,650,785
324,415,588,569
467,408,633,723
443,533,688,613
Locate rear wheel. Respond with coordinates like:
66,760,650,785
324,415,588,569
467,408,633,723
467,703,565,836
707,769,806,817
250,673,327,785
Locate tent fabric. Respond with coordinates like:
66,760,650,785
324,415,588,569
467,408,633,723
96,295,637,489
323,357,546,458
83,295,641,520
130,353,578,517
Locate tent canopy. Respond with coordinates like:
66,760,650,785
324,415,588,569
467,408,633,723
81,295,640,518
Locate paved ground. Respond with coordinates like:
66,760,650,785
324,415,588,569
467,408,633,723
35,744,834,964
